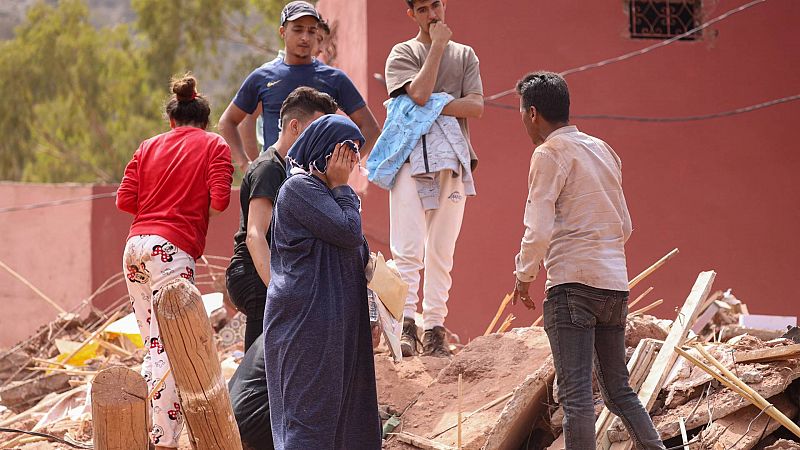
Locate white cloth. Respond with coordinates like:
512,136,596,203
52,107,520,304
515,125,632,292
390,164,466,329
123,234,194,447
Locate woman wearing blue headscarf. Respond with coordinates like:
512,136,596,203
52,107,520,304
264,115,381,449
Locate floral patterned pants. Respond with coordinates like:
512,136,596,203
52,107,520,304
123,235,195,448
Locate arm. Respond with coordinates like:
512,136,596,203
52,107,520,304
207,139,234,214
347,105,381,158
404,22,452,106
441,93,484,119
238,102,263,161
245,197,273,286
218,103,250,173
514,152,567,283
116,150,141,215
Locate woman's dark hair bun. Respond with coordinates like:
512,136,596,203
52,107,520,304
171,74,197,102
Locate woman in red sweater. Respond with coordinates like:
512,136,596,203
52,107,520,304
116,74,233,449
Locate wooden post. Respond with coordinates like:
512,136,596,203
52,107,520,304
154,279,243,450
91,366,149,450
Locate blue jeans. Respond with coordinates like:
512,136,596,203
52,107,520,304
544,283,665,450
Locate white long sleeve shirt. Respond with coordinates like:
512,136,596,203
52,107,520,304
515,126,632,292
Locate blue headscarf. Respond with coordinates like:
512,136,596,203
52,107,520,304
286,114,365,177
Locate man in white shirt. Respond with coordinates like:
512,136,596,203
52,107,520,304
511,71,665,450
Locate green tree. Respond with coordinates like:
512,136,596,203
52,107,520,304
0,0,286,183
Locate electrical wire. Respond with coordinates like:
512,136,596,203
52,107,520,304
0,191,116,213
571,94,800,122
484,0,769,101
485,94,800,122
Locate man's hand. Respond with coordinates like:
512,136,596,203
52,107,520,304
429,21,452,46
512,277,535,310
325,143,357,188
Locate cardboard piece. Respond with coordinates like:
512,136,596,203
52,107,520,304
367,252,408,321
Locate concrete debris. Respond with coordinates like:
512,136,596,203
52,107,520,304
766,439,800,450
695,394,796,450
624,313,669,348
1,273,799,450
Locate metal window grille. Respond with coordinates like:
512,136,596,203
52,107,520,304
630,0,702,40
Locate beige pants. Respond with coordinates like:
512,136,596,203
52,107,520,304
389,164,466,330
123,234,195,448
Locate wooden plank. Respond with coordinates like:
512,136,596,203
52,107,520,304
395,432,456,450
734,344,800,363
614,271,716,450
155,279,243,450
629,299,663,316
91,366,149,450
691,343,800,439
627,286,654,309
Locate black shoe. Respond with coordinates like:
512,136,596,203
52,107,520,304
422,326,451,358
400,317,420,357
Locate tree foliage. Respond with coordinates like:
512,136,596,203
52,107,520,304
0,0,285,183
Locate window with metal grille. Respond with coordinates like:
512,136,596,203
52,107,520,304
629,0,702,40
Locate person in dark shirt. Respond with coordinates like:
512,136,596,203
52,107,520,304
228,331,272,450
218,1,380,174
226,87,339,351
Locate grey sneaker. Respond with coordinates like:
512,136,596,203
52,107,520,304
422,326,451,358
400,317,420,357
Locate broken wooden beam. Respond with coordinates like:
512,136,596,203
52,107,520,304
91,366,149,450
628,298,663,316
734,343,800,363
154,279,243,450
691,343,800,439
627,286,654,309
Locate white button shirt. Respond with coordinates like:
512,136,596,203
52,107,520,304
515,126,633,292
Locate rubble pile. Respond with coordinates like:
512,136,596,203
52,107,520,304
1,265,798,449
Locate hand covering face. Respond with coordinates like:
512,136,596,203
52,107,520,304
286,114,365,177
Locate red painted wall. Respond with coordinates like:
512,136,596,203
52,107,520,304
0,183,241,348
316,0,800,340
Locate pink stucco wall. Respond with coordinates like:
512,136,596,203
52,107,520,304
315,0,800,340
0,183,241,348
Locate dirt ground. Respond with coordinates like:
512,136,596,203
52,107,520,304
383,327,553,450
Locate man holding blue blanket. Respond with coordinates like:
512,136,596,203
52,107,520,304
370,0,483,357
